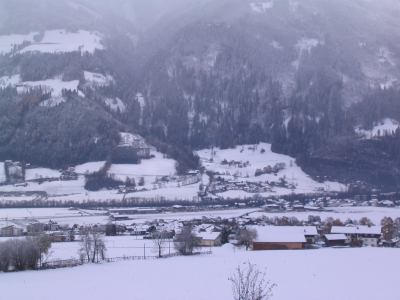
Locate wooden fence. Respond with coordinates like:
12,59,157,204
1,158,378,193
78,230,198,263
39,251,212,269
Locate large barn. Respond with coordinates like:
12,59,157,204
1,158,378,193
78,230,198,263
251,226,318,250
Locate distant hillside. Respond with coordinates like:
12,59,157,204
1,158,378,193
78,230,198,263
0,0,400,186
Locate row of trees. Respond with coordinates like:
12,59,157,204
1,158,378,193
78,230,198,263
0,234,51,272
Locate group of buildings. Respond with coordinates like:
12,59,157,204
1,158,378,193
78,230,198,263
0,220,75,242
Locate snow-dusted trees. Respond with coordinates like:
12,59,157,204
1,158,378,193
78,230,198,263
229,261,276,300
78,227,107,263
0,235,52,272
174,225,200,255
380,217,399,241
359,217,374,226
238,228,258,250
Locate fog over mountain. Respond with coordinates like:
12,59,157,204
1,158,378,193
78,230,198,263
1,0,400,189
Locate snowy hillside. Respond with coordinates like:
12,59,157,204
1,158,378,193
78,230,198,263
17,30,104,54
0,32,37,54
197,143,347,198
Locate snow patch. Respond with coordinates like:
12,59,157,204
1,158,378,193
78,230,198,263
0,162,6,183
119,132,154,149
0,74,21,88
296,38,320,54
250,2,274,12
18,30,104,54
271,41,282,49
84,71,113,86
355,118,399,139
0,32,38,54
104,98,126,112
75,161,106,174
25,168,61,181
378,47,395,67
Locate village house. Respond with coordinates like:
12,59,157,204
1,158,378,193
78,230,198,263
330,225,382,247
1,225,23,237
27,222,45,234
197,230,222,247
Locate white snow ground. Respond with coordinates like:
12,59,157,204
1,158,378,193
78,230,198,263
104,98,126,112
18,30,104,54
0,74,22,87
1,246,398,300
25,168,61,181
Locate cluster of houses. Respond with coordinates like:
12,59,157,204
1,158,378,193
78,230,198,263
0,220,75,242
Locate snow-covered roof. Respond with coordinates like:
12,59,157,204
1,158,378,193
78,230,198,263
197,231,221,241
331,226,381,235
252,225,318,242
255,232,306,243
324,234,347,241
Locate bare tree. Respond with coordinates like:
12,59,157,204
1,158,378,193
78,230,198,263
238,228,258,250
78,227,107,263
152,230,169,257
229,261,276,300
174,225,200,255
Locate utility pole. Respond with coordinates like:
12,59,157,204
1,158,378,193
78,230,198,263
144,244,146,259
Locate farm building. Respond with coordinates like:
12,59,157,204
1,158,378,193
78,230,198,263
250,226,318,250
330,225,382,247
324,234,347,247
197,231,221,247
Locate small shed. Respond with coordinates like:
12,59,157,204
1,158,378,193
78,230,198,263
324,234,347,247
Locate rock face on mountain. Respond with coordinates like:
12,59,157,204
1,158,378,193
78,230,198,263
0,0,399,187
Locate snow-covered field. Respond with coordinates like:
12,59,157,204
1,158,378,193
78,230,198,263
74,161,105,174
0,162,5,182
0,32,37,54
17,78,80,96
109,151,176,182
1,246,398,300
0,74,22,87
18,30,104,54
25,168,61,181
355,118,399,139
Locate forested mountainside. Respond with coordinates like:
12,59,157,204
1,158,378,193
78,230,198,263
0,0,400,187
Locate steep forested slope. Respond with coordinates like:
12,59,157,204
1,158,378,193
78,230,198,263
0,0,400,187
